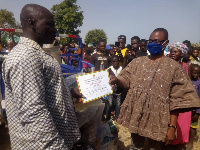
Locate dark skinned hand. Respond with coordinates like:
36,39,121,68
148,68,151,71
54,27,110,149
191,113,199,122
164,127,176,145
109,75,118,86
70,88,84,103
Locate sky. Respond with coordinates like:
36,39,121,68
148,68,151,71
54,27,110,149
0,0,200,45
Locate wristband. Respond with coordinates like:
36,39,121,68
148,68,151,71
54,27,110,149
168,124,177,129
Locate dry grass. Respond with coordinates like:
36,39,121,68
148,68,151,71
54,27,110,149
109,119,200,150
192,119,200,150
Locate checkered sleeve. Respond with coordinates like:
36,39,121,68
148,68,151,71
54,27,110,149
8,56,69,149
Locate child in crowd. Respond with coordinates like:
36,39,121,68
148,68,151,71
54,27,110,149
190,47,200,65
106,56,122,121
109,56,122,77
61,43,70,64
137,39,148,57
169,42,191,149
187,64,200,150
82,45,92,73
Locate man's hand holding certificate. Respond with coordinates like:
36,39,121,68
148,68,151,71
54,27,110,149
76,70,113,103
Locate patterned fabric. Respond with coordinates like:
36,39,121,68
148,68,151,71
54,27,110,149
171,42,188,56
2,37,80,150
117,56,200,141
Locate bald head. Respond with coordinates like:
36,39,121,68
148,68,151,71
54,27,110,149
20,4,56,46
20,4,51,30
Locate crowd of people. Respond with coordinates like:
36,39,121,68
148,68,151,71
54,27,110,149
0,3,200,150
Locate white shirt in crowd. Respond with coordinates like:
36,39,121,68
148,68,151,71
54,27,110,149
109,66,122,76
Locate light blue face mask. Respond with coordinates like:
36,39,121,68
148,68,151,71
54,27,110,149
147,42,166,55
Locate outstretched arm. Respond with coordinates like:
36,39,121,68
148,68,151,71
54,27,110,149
109,75,127,89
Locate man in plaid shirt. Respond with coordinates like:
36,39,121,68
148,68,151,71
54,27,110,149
2,4,80,149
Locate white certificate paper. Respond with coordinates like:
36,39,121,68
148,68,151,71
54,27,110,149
76,70,113,103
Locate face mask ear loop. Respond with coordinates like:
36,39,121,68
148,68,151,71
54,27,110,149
162,40,167,51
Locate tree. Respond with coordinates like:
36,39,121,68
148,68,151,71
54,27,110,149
0,9,16,28
51,0,84,43
0,9,21,47
84,29,108,46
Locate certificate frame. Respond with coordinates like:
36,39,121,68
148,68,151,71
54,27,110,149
76,69,113,103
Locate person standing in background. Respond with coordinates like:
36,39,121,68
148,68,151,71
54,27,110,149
90,40,111,71
118,35,127,57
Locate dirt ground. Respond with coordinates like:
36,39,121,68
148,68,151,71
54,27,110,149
111,119,200,150
192,121,200,150
0,125,11,150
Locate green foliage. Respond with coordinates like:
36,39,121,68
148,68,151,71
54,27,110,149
0,9,21,47
51,0,84,44
84,29,108,46
0,9,16,28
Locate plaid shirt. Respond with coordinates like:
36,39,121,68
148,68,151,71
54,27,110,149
2,37,80,150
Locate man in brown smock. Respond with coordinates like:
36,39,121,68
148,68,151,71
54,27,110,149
110,28,200,150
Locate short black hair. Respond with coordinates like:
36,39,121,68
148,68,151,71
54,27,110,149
140,39,147,43
112,55,120,61
20,4,47,30
126,44,132,50
190,64,200,72
131,36,140,42
183,40,191,47
118,35,126,44
98,39,107,45
153,28,168,40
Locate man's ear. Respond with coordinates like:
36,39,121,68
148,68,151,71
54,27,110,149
28,19,36,28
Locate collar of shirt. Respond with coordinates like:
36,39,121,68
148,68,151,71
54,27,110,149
18,37,44,52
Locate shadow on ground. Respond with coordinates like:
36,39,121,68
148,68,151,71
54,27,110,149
0,125,11,150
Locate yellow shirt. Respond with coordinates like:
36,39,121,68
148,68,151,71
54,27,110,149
116,48,127,57
121,48,127,57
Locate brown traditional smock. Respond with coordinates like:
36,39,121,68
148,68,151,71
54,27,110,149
117,56,200,141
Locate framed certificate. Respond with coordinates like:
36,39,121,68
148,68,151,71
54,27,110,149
76,69,113,103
